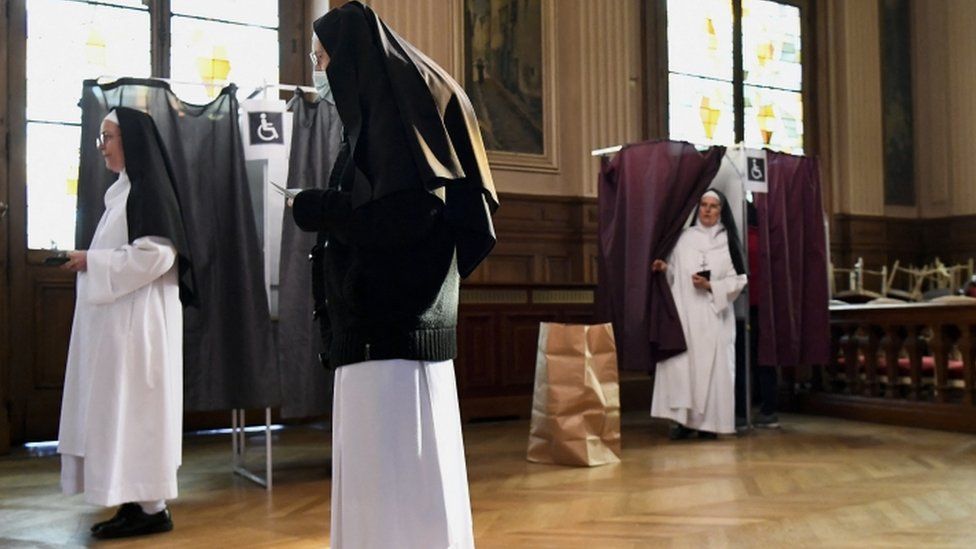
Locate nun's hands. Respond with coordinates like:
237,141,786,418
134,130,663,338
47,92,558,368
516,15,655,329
692,274,711,291
651,259,667,272
62,251,88,272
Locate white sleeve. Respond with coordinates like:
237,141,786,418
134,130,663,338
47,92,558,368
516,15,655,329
85,236,178,305
709,270,748,314
664,250,677,288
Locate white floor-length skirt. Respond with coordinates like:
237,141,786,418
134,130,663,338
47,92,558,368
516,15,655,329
330,359,474,549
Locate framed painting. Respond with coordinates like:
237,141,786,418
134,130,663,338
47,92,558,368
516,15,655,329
457,0,558,172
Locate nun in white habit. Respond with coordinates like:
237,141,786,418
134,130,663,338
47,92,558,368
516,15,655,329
57,107,195,540
650,189,747,438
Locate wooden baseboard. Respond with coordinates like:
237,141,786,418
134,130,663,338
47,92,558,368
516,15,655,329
794,393,976,433
461,394,533,422
458,374,652,423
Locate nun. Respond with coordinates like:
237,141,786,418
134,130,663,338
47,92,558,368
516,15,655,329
650,189,747,439
57,107,194,539
292,2,498,548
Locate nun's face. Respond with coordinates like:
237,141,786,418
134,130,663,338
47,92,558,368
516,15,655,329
311,35,330,71
698,195,721,227
98,120,125,174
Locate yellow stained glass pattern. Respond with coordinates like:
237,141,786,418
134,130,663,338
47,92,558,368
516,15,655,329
169,15,279,104
744,86,803,154
742,0,802,90
669,74,735,147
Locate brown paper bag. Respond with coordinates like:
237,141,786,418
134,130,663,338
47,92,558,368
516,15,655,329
527,322,621,467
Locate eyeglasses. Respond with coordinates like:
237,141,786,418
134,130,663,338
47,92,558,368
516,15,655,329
95,132,118,148
309,51,328,66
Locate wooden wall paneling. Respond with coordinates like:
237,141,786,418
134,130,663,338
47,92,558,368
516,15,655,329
500,312,551,389
930,215,976,265
542,255,572,284
830,213,976,277
482,193,592,284
830,215,911,272
582,200,599,283
479,253,535,284
455,310,497,394
831,215,889,269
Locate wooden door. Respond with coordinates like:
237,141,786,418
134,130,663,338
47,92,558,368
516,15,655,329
1,0,10,453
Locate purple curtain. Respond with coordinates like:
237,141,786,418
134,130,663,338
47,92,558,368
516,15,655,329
754,152,830,366
597,141,725,372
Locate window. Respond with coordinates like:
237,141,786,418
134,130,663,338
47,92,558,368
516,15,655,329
168,0,279,104
25,0,150,250
666,0,805,154
24,0,279,250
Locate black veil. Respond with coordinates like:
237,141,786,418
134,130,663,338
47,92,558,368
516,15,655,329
113,107,196,305
313,1,498,277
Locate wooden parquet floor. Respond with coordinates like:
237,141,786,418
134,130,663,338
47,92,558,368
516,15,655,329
1,413,975,548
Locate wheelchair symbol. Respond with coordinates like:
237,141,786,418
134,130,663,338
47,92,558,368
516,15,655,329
256,113,280,142
748,158,766,181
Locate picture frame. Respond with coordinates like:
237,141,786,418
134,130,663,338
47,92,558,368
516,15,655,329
456,0,559,173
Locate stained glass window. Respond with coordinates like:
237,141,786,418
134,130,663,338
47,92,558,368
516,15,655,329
667,0,734,82
667,0,805,153
169,4,279,104
667,0,735,147
744,86,803,154
742,0,803,153
25,0,150,249
669,74,735,147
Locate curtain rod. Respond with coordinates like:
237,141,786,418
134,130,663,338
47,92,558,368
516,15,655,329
592,141,760,158
590,145,623,157
95,76,315,95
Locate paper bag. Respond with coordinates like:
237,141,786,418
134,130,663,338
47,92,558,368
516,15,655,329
527,322,621,466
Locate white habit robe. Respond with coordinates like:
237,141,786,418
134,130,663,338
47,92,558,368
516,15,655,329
57,171,183,506
651,223,747,434
331,359,474,549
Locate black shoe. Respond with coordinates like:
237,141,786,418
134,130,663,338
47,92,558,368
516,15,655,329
91,502,141,533
754,414,781,429
697,431,718,440
92,508,173,539
669,424,697,440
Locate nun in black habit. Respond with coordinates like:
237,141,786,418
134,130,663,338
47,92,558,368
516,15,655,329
291,3,497,547
58,107,194,540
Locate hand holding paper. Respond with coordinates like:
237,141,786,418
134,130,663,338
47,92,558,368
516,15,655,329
270,181,300,207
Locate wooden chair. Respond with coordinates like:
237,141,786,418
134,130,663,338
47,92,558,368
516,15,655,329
832,257,887,303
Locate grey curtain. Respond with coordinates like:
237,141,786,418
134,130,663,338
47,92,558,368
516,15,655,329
277,94,343,418
77,78,280,411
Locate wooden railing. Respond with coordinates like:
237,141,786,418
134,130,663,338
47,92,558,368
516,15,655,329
799,300,976,432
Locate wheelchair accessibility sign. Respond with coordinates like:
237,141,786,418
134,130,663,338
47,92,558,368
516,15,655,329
743,149,768,193
248,112,284,145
